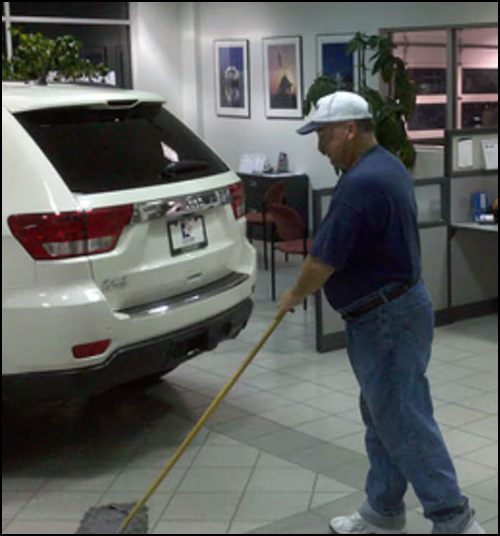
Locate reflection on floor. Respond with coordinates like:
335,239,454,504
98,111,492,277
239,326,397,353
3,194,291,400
2,252,498,534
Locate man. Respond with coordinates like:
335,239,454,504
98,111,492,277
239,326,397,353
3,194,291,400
278,91,485,535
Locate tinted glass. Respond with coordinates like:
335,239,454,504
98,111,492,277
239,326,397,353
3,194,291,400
408,104,447,131
10,2,129,19
462,69,498,95
408,69,447,95
17,103,229,194
462,102,498,129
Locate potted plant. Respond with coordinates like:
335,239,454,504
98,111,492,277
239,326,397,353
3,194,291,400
303,31,417,169
2,29,109,85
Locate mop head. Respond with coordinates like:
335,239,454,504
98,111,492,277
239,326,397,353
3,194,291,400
76,503,149,534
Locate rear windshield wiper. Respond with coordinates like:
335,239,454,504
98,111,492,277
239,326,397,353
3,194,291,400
160,160,210,178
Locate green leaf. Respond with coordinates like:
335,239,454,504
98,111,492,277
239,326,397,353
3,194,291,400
375,115,406,154
399,139,417,169
303,75,342,115
381,61,395,83
368,35,380,49
3,29,110,83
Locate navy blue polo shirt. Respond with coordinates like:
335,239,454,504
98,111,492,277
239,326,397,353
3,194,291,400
310,145,422,310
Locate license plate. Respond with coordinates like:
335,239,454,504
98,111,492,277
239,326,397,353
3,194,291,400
168,215,208,256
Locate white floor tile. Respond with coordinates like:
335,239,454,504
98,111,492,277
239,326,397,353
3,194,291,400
2,520,80,534
461,444,499,470
431,382,484,404
295,415,364,443
462,415,498,441
434,404,490,428
304,392,360,415
15,490,101,521
260,404,330,428
160,492,241,522
246,466,316,493
234,492,311,523
96,491,173,527
108,467,187,494
466,476,499,504
2,491,35,519
227,521,270,534
458,393,498,415
152,521,230,534
453,458,498,489
441,428,495,457
178,467,253,493
274,381,334,402
192,445,260,468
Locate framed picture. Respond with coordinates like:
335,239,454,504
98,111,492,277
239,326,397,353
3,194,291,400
317,34,357,91
263,36,303,119
215,39,250,118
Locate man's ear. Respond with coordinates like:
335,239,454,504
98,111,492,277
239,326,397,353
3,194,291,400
346,121,358,140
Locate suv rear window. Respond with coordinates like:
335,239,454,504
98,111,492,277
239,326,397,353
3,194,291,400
16,102,229,194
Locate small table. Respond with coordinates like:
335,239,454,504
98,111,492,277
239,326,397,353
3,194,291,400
452,222,499,234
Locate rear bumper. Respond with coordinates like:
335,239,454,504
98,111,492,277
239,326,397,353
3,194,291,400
2,298,253,404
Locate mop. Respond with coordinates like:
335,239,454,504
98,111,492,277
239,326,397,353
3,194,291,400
76,310,287,534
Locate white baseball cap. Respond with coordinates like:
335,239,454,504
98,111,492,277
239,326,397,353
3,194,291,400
297,91,373,135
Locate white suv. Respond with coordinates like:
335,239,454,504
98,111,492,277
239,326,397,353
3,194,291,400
2,82,256,404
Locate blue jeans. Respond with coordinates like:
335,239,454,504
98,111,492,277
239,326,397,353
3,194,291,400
341,281,471,533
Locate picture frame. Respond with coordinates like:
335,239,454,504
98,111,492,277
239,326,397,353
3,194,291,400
263,36,303,119
317,34,357,91
214,39,250,118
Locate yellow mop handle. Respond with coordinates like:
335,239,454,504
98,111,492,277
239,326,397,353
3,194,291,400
120,310,287,532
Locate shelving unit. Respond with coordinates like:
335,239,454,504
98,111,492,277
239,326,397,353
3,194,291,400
452,222,498,233
446,128,498,317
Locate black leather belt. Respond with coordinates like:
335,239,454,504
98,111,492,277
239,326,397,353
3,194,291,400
341,282,417,321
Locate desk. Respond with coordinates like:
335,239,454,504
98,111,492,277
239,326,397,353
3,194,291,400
452,222,498,234
448,221,498,313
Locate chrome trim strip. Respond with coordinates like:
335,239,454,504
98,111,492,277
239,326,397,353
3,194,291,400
118,272,250,318
132,187,232,223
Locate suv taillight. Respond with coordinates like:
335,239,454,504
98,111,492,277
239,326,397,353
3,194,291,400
229,182,245,219
8,205,133,260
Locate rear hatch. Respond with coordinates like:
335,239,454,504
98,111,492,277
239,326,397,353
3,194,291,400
15,100,247,311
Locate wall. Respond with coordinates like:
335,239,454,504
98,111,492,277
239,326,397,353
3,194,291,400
130,2,498,188
130,2,183,116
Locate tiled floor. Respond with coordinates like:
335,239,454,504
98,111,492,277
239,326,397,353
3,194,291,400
2,252,498,534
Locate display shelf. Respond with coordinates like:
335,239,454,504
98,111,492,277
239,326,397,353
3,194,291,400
452,222,498,233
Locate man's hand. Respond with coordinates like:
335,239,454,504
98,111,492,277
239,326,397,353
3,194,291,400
278,288,304,316
276,255,335,318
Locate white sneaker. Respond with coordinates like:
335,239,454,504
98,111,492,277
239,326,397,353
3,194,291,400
330,512,407,534
462,519,486,534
